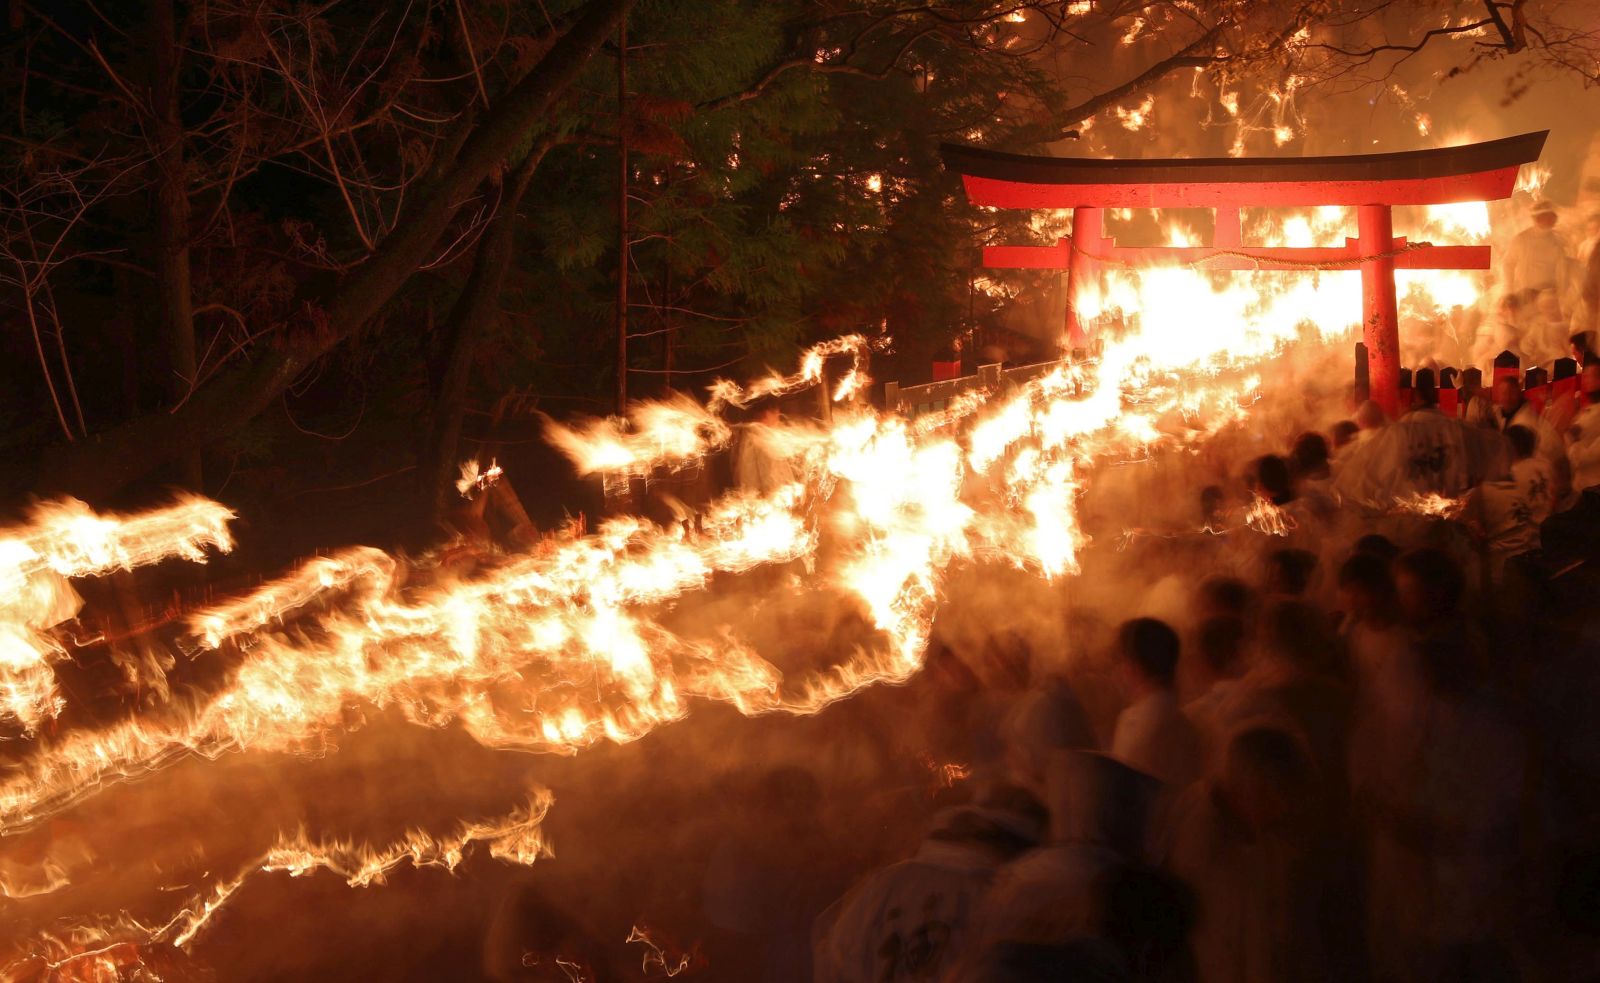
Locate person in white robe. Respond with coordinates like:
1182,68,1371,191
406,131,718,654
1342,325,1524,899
1333,387,1509,511
813,794,1045,983
1165,726,1363,983
1465,424,1556,579
972,750,1162,949
1109,618,1201,789
1502,199,1575,302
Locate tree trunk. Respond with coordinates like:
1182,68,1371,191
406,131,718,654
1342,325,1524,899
419,143,546,525
150,0,200,488
32,0,631,504
615,16,629,414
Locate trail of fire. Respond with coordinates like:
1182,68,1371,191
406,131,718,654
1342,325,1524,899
0,201,1490,966
4,789,552,977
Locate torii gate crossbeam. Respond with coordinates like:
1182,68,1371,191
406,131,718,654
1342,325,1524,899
941,132,1549,417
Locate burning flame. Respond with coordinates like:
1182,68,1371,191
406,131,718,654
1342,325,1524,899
456,457,504,498
1,182,1529,970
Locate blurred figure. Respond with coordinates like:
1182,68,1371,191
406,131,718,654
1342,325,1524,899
704,766,833,982
1110,618,1201,788
1528,287,1572,364
1337,552,1406,687
1585,215,1600,334
1352,533,1401,563
813,788,1046,983
1335,378,1509,509
1183,615,1249,762
484,876,618,983
1493,376,1564,466
1262,548,1318,600
1250,454,1296,508
955,864,1196,983
1502,199,1574,302
1193,576,1256,625
1232,600,1352,794
965,631,1095,794
1165,726,1361,983
1464,424,1556,580
999,670,1097,799
1290,432,1339,519
1354,399,1387,437
1566,362,1600,491
974,751,1161,949
1330,419,1361,454
1569,329,1597,366
1357,597,1526,983
1473,293,1528,368
733,395,796,495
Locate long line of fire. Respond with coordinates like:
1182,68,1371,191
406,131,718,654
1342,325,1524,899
1,199,1499,973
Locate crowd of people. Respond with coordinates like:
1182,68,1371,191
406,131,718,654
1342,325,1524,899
805,359,1600,983
1457,200,1600,369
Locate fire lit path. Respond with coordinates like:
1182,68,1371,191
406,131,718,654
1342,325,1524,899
0,181,1517,966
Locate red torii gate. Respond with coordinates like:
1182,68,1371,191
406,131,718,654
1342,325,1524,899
940,132,1549,417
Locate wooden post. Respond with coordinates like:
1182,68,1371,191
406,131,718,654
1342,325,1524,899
1357,204,1401,418
1065,206,1102,352
1439,367,1459,417
614,15,628,414
1353,341,1370,405
1493,350,1521,391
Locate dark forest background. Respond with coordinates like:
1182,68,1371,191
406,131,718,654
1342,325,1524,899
1,0,1595,557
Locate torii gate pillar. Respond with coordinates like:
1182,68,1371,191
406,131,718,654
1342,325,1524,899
1064,206,1101,350
1357,204,1402,418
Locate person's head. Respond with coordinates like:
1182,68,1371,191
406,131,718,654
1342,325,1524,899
1498,291,1525,322
1045,750,1160,856
1117,617,1180,694
1413,374,1439,408
1263,548,1317,598
1289,432,1331,480
927,786,1047,862
1330,420,1359,450
1353,533,1400,563
1004,683,1096,794
1493,376,1524,411
1195,575,1254,621
1195,615,1247,685
1394,548,1466,622
1355,399,1386,431
1532,199,1558,229
1506,423,1537,462
1259,599,1336,675
1584,362,1600,401
1338,552,1397,623
1220,726,1314,834
1251,454,1294,505
1571,331,1595,364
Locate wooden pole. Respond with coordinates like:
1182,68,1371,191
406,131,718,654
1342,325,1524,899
615,15,628,414
1357,204,1401,417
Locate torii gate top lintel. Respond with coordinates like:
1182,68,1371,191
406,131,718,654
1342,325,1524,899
940,131,1548,208
940,132,1550,417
